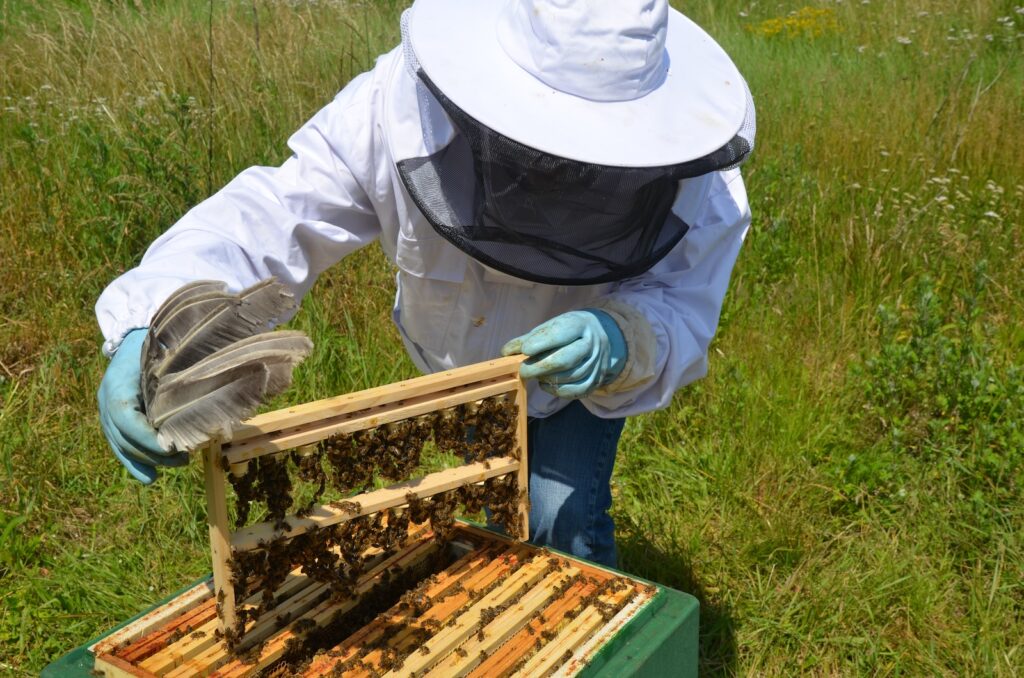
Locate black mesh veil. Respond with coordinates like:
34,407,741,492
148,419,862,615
397,31,755,285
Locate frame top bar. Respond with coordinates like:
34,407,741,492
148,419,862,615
224,355,526,447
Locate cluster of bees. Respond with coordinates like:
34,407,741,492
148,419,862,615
226,396,519,529
266,550,648,676
504,575,645,676
222,396,523,648
226,476,525,628
227,509,406,630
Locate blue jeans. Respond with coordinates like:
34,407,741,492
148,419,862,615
525,400,625,568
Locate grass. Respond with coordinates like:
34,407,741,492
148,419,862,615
0,0,1021,674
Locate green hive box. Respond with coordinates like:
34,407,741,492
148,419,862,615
42,546,699,677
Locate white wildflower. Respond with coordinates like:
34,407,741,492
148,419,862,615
896,35,912,45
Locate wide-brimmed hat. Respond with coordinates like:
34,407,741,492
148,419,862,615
405,0,754,168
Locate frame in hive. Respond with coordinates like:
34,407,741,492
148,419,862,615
211,356,531,643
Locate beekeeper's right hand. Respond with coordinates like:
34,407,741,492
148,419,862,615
97,328,188,484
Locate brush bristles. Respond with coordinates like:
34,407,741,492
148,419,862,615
141,278,313,452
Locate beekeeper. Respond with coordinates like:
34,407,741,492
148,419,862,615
96,0,755,567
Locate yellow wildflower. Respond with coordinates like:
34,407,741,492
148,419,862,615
747,7,840,39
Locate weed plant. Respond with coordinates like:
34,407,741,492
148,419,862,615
1,0,1022,674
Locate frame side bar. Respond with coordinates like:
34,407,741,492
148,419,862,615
514,376,530,541
202,441,236,636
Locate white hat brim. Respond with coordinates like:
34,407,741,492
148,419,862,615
407,0,748,168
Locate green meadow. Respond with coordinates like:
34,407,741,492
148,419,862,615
1,0,1021,674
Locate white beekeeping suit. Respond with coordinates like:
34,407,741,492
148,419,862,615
96,0,753,421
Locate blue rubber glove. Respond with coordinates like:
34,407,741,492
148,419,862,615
97,328,188,484
501,309,628,399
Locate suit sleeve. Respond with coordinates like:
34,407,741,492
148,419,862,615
95,62,389,355
584,167,751,417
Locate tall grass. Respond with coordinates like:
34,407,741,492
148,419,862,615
1,0,1021,674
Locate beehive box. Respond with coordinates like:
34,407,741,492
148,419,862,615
44,358,699,677
82,522,687,677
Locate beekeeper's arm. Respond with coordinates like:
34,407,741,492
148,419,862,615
96,61,387,482
505,168,750,417
95,68,384,355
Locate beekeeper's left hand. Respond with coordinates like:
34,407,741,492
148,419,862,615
501,310,627,398
98,328,188,484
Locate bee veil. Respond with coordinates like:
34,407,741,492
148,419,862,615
395,0,756,286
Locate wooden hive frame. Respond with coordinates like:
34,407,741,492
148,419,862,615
201,355,530,640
